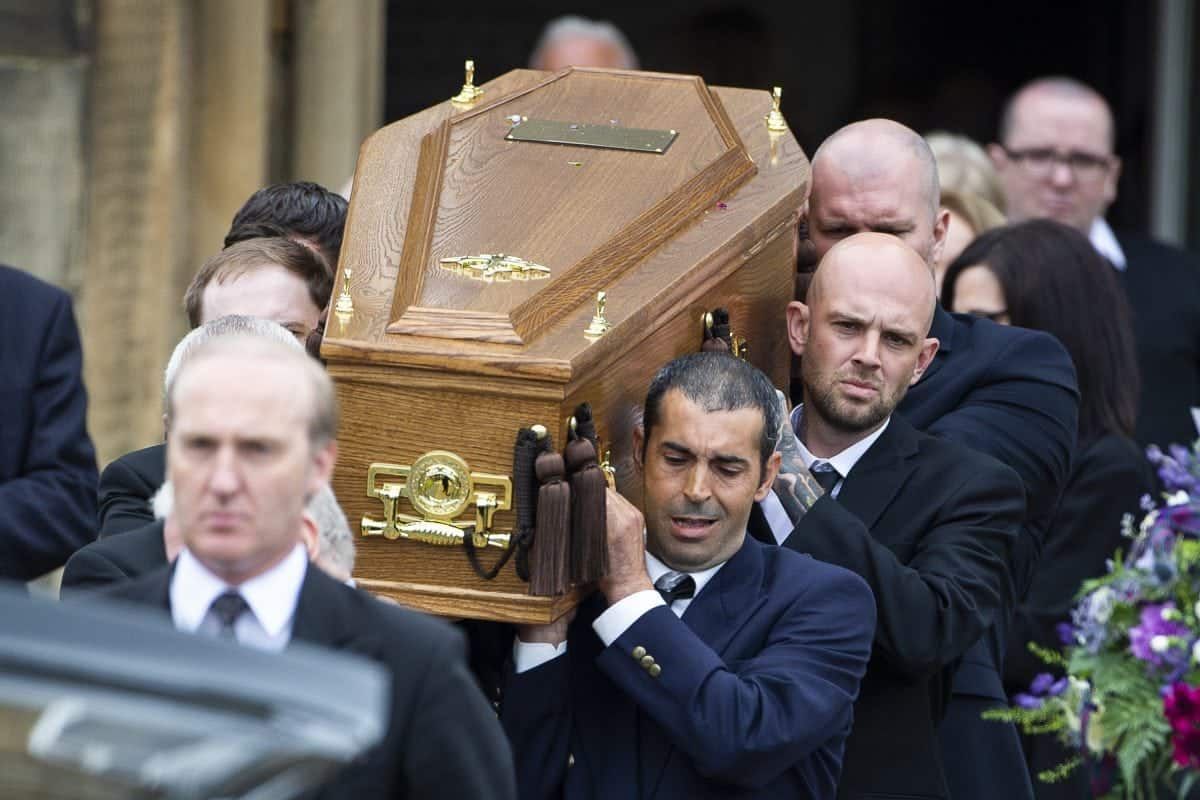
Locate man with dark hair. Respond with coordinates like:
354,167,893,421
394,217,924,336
99,238,333,538
991,76,1200,450
226,181,348,271
501,351,875,800
776,119,1078,800
760,233,1024,800
0,264,98,580
96,335,515,800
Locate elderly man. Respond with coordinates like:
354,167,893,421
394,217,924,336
529,15,639,70
97,335,515,800
991,76,1200,450
760,233,1024,799
502,352,875,799
771,119,1079,800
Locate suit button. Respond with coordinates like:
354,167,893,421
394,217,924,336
632,646,646,660
648,664,662,678
640,655,655,668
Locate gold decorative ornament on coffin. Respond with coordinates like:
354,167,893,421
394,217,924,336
361,452,513,549
439,253,551,282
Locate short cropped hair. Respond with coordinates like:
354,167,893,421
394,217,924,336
643,352,780,470
166,335,338,449
227,181,348,269
307,483,355,576
162,314,302,420
530,15,639,69
184,237,334,328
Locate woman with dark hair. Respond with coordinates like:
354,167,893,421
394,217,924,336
944,218,1153,798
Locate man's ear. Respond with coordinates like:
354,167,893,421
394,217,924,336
1103,155,1122,208
987,143,1008,171
929,208,951,266
910,337,941,384
754,451,783,502
786,300,811,357
299,513,320,561
632,425,645,474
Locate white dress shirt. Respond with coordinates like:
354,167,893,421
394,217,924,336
170,543,308,652
1089,217,1127,270
513,550,727,673
760,405,891,544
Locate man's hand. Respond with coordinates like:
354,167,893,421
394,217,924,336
517,607,576,646
598,488,654,605
772,389,824,524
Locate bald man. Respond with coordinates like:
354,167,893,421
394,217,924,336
760,233,1023,800
772,120,1079,800
992,76,1200,451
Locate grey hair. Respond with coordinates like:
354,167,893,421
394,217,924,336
307,483,355,577
529,15,639,69
163,314,302,418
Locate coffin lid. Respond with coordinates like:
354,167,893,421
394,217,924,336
323,67,807,386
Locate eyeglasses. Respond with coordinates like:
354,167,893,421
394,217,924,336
1001,146,1113,180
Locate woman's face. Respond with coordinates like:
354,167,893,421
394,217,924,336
949,264,1010,325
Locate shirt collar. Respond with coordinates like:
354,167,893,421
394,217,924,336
790,404,890,479
170,543,308,637
645,549,725,599
1089,217,1127,270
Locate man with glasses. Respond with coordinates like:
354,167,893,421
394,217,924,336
991,76,1200,450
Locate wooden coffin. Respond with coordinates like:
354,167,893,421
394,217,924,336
323,67,808,623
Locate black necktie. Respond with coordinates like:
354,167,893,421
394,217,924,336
655,571,696,606
810,460,840,495
209,591,249,640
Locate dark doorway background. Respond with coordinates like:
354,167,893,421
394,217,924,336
385,0,1158,233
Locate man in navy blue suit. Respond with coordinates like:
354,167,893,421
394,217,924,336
0,265,98,580
778,120,1079,800
501,352,876,799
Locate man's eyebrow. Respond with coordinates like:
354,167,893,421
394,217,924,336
711,453,750,467
661,440,694,456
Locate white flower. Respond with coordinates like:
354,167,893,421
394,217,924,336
1192,640,1200,664
1167,490,1190,507
1088,588,1115,624
1152,635,1171,653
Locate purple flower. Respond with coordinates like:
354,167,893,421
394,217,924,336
1014,692,1044,709
1129,603,1189,666
1057,622,1077,646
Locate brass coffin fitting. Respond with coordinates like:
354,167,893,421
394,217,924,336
451,60,484,105
438,253,551,282
360,451,513,549
765,86,788,133
584,291,610,338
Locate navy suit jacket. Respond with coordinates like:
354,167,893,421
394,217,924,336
1117,234,1200,450
97,442,164,538
896,306,1077,800
500,535,876,800
0,265,98,579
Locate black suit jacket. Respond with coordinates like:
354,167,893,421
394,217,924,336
1117,234,1200,450
61,519,166,596
98,561,517,800
755,414,1024,800
97,443,165,538
0,265,98,579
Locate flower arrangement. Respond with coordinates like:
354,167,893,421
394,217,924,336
998,443,1200,799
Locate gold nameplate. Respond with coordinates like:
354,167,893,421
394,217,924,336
506,119,678,154
439,253,551,282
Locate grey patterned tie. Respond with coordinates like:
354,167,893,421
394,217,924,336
209,591,249,640
809,460,841,495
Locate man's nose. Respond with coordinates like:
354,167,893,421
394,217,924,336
852,332,883,369
208,447,242,496
683,464,712,504
1049,159,1075,187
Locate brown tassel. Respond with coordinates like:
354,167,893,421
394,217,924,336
565,432,609,584
511,427,545,583
531,450,571,596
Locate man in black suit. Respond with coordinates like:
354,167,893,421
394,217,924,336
0,264,98,580
779,120,1079,800
98,182,345,538
758,232,1024,799
991,76,1200,450
94,334,511,799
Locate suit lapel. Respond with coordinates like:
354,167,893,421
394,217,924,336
289,565,358,649
640,538,767,797
835,416,920,532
